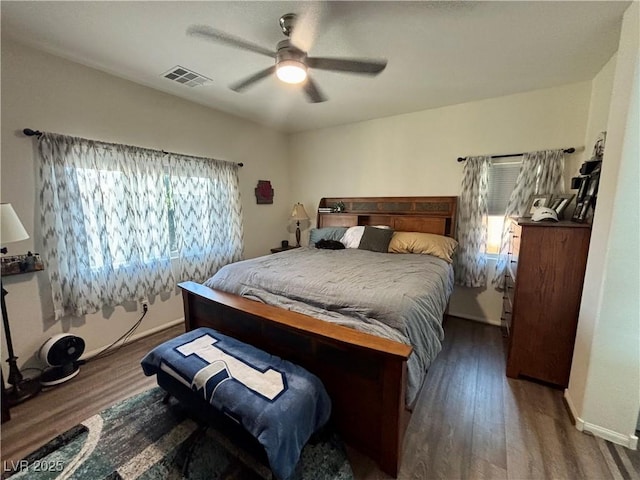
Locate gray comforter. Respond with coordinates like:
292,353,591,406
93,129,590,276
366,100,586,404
203,247,454,405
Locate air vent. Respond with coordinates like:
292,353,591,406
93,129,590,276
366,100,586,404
162,66,212,87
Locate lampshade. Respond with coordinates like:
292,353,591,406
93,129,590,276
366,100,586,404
276,60,307,84
290,203,310,221
1,203,29,245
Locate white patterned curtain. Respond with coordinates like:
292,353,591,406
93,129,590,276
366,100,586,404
491,149,565,286
38,133,245,320
38,133,174,319
454,156,491,287
168,154,244,284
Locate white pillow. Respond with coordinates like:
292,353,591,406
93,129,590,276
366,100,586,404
340,226,366,248
340,225,391,248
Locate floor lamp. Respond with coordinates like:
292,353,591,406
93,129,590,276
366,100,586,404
290,203,310,247
1,203,42,405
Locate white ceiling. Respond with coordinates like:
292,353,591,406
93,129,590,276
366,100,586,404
1,1,630,133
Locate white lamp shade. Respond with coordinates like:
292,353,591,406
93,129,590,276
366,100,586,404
276,60,308,84
290,203,310,221
1,203,29,244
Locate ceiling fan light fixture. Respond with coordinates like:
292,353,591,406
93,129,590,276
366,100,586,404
188,13,387,102
276,60,307,84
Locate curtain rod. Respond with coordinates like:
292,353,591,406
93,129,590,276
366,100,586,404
22,128,244,167
457,147,576,162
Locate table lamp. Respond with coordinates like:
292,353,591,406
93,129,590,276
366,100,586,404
290,203,310,247
1,203,41,405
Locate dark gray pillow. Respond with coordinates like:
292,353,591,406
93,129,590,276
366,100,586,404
358,226,394,253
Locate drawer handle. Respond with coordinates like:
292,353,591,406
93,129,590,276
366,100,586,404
510,260,517,264
507,285,514,290
504,311,511,315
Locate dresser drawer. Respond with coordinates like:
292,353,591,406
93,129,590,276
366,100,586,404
501,276,514,337
501,315,512,338
508,223,521,279
504,272,516,304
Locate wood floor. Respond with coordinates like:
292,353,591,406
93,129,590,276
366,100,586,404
1,317,638,479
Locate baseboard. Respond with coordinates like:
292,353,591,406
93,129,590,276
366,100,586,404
81,318,184,360
563,389,585,430
564,389,639,449
447,311,501,327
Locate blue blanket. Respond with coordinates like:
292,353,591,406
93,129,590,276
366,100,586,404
141,328,332,480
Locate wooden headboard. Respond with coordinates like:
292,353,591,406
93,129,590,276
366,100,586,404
317,196,458,237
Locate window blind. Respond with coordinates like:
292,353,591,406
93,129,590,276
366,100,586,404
487,162,521,215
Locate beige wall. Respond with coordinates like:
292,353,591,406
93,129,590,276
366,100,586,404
567,1,640,447
0,39,290,372
565,54,617,188
289,82,591,323
564,51,618,419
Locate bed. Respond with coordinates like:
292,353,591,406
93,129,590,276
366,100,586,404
178,196,457,477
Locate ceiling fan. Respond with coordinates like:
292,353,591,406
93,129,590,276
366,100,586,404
187,13,387,103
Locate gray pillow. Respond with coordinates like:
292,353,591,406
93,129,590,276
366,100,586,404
308,227,348,246
358,226,394,253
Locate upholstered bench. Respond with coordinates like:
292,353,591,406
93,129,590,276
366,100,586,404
141,327,331,480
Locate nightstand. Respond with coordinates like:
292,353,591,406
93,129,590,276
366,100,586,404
270,246,300,254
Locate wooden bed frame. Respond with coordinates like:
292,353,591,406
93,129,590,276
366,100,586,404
179,196,457,477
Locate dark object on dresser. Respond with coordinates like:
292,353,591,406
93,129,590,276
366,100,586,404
503,218,591,387
315,239,345,250
572,159,602,223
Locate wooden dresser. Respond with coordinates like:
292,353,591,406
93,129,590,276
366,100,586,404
503,218,591,387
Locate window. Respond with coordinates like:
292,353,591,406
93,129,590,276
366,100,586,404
486,160,521,254
76,166,174,270
38,133,244,320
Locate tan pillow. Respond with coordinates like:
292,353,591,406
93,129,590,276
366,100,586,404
388,232,458,263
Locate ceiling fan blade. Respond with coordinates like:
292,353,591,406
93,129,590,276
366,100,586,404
230,66,276,92
290,3,326,53
307,57,387,75
187,24,276,58
303,76,327,103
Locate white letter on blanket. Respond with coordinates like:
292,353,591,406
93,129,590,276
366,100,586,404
178,335,285,400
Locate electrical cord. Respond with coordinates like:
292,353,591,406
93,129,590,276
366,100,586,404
88,303,148,362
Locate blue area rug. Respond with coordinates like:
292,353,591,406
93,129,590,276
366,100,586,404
3,387,353,480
